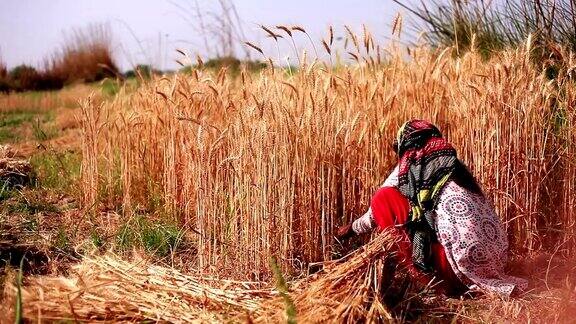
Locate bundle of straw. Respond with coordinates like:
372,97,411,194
257,230,414,323
4,232,411,322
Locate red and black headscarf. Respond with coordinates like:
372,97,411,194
395,120,457,272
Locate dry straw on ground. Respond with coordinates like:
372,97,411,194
3,232,415,322
4,254,272,322
5,231,574,322
256,231,409,323
6,233,576,323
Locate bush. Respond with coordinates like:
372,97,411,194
0,58,7,92
0,23,119,92
46,23,119,85
0,58,6,78
0,78,10,93
9,65,40,91
124,64,160,79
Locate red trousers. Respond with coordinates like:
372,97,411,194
371,187,467,296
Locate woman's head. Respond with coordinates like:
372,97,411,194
394,120,443,156
393,119,483,196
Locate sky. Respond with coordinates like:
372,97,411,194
0,0,413,71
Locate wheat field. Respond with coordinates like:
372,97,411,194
79,37,576,282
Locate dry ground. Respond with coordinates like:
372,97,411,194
0,83,105,305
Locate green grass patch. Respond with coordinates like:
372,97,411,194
0,189,58,234
15,257,24,324
30,151,81,192
116,215,183,257
100,78,121,97
0,109,55,144
54,226,70,250
0,110,38,127
0,127,19,143
270,257,297,323
0,110,37,143
0,182,15,201
6,195,59,215
90,229,105,249
32,117,59,141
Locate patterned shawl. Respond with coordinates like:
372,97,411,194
396,120,457,272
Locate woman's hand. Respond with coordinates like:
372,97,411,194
336,223,355,241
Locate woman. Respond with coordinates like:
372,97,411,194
337,120,527,297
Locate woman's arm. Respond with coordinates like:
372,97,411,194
337,165,400,239
351,165,400,234
352,208,376,234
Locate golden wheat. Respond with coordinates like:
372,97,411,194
79,37,575,281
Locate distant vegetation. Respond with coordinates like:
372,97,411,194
123,64,160,79
0,58,9,92
0,24,119,92
203,56,266,71
179,56,267,75
1,36,268,94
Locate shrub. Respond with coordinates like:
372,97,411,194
0,58,8,93
45,23,120,85
0,78,11,93
124,64,159,79
0,57,6,78
9,65,41,91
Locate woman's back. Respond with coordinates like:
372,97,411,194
435,180,526,296
373,165,528,296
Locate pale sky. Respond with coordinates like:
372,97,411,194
0,0,412,71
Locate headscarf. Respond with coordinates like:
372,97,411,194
396,120,457,272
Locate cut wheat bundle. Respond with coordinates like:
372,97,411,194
256,230,418,323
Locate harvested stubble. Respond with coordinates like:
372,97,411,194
0,146,33,186
80,41,576,280
4,232,410,322
0,83,100,113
